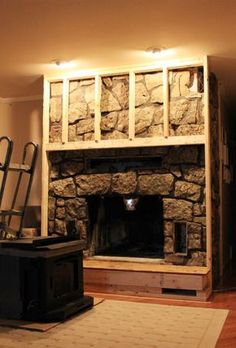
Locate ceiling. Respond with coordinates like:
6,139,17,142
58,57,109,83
1,0,236,103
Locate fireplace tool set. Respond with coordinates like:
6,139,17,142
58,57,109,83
0,136,38,240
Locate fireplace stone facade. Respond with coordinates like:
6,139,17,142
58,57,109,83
48,144,206,266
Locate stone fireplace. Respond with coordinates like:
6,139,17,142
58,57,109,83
42,57,222,299
48,144,206,266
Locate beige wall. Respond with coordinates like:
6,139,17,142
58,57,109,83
0,98,42,226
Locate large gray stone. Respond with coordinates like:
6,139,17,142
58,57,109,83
48,197,56,220
76,118,94,135
164,221,174,237
170,99,197,125
65,198,87,219
187,222,202,249
111,172,137,194
61,161,84,177
49,178,76,198
100,86,121,112
138,174,174,195
101,130,128,140
135,82,149,107
54,219,67,235
145,72,163,90
117,110,129,133
50,97,62,123
146,125,163,137
135,106,154,134
75,174,111,195
150,86,163,104
56,207,66,219
182,166,205,185
100,112,118,131
50,82,62,97
164,237,174,253
187,251,206,266
175,124,204,136
166,146,199,164
49,124,62,143
174,180,201,202
163,198,193,221
113,78,129,109
170,71,191,97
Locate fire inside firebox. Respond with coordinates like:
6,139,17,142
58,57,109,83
87,195,164,258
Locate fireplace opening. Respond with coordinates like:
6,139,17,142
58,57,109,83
87,195,164,259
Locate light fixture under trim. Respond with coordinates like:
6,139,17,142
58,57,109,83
145,46,166,55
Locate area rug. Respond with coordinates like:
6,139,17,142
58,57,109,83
0,297,104,332
55,299,228,348
0,299,228,347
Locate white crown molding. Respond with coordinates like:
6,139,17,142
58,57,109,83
0,95,43,104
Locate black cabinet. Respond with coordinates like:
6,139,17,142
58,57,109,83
0,239,93,321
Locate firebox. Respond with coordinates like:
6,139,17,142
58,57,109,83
87,195,164,258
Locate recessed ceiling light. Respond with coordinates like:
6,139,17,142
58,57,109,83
145,46,166,55
51,59,75,68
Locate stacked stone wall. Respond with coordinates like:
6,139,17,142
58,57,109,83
48,145,206,266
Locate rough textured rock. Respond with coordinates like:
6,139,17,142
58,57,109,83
174,181,201,202
135,107,154,134
50,82,63,97
193,203,204,216
193,216,206,225
187,222,202,249
61,161,84,177
50,97,62,123
49,124,62,143
76,118,94,135
75,174,111,195
170,99,198,125
170,71,191,97
164,221,174,237
100,112,118,131
175,124,204,136
150,86,163,104
65,198,87,219
163,198,193,221
57,198,65,207
49,178,76,197
102,130,128,140
76,219,88,240
112,78,129,109
111,172,137,194
145,72,163,90
135,82,149,106
56,207,66,219
54,219,67,235
166,146,198,164
50,164,59,179
101,86,121,112
187,251,206,266
117,110,129,132
146,125,163,137
164,237,174,253
138,174,174,195
48,197,56,220
182,166,205,185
